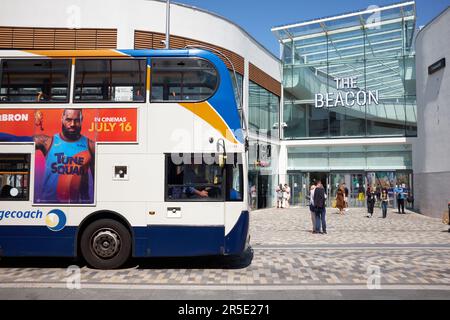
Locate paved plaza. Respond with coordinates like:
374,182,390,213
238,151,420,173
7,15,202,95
0,207,449,299
251,206,450,246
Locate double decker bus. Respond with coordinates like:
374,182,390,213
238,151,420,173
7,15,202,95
0,48,249,269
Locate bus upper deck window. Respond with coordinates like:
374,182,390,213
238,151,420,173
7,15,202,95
0,59,71,103
74,59,146,103
151,58,218,103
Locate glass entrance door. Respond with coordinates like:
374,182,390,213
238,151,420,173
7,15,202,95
350,173,365,207
330,172,366,207
330,173,346,206
366,172,395,208
309,172,329,206
258,174,269,209
287,172,308,207
309,172,328,187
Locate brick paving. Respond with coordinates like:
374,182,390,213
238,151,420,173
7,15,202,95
250,207,450,246
0,207,449,288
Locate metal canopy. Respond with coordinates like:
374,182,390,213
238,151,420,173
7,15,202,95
272,1,416,98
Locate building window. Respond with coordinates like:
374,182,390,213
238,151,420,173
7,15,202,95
0,59,71,103
151,58,218,102
248,81,280,139
0,154,30,201
278,2,417,140
74,59,146,102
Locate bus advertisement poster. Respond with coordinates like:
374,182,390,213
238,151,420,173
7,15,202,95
31,107,138,205
0,109,35,142
0,107,137,204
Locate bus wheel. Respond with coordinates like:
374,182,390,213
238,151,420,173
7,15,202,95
80,219,131,269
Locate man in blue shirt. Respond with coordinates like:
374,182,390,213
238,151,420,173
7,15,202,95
394,185,407,214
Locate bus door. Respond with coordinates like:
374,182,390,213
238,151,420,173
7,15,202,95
224,153,246,254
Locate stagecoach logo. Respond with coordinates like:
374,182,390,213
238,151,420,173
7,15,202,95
46,209,67,232
0,208,66,231
315,77,379,109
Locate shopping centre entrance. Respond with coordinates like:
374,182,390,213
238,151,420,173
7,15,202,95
287,171,413,209
249,171,277,210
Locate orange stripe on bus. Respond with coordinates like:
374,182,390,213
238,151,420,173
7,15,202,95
24,50,129,58
179,102,238,145
147,66,151,92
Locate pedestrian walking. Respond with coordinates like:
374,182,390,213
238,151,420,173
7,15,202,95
313,181,327,234
336,185,345,215
283,184,291,208
366,186,376,218
309,184,316,233
276,184,283,208
380,188,389,218
394,184,406,214
343,183,350,212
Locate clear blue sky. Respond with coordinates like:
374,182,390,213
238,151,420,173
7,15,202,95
173,0,450,56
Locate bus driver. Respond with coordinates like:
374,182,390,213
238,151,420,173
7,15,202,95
34,109,95,204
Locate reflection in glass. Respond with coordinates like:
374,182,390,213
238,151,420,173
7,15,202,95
249,81,280,139
277,2,417,140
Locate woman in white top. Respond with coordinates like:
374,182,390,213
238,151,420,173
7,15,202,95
276,184,283,208
283,184,291,208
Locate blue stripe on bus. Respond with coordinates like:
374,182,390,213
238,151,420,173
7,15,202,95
133,225,224,257
0,133,33,142
0,211,249,258
133,211,250,257
0,226,77,257
192,49,244,144
118,49,191,58
225,211,249,255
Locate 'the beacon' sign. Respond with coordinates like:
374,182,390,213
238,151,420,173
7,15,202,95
315,77,379,108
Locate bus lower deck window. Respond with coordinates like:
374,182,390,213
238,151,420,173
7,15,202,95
0,154,31,201
166,153,244,202
166,154,224,201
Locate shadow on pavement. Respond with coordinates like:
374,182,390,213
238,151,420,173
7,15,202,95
0,257,82,269
133,247,254,270
0,248,254,270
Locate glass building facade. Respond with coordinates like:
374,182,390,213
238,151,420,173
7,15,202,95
272,2,417,208
247,81,281,209
248,81,280,139
274,2,417,139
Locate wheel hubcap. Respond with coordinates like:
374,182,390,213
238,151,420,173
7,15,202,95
91,229,121,259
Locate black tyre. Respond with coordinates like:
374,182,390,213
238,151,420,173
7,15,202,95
80,219,131,269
